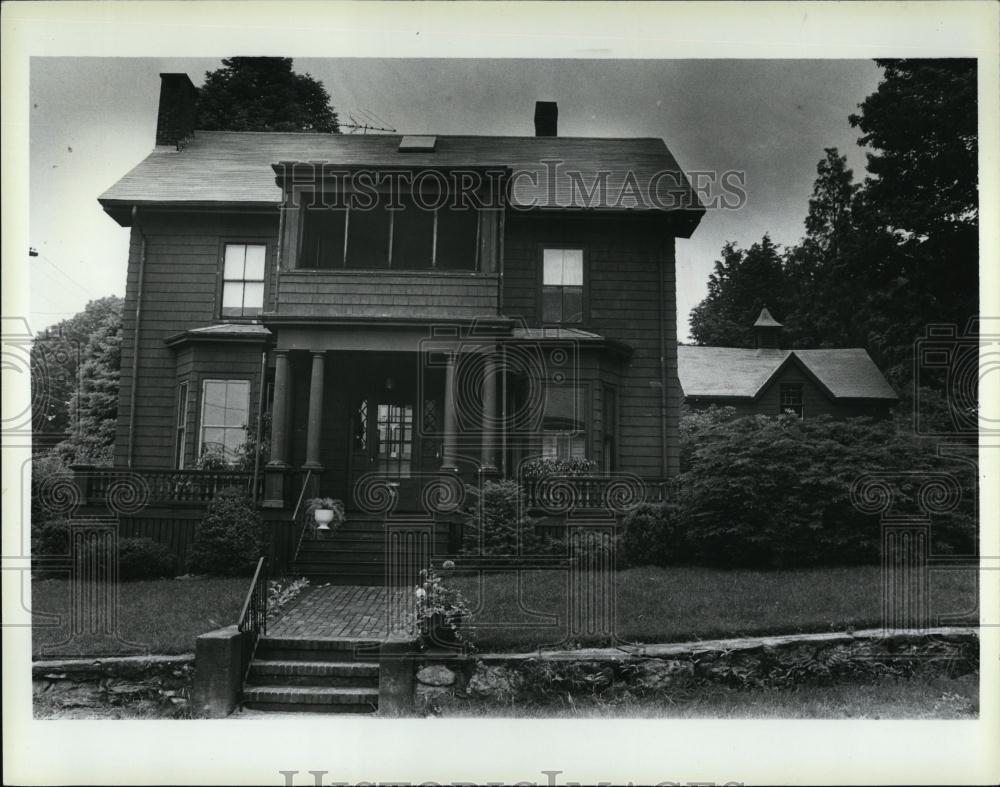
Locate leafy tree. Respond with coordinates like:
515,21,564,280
688,59,978,395
197,57,340,133
688,235,789,347
30,296,123,438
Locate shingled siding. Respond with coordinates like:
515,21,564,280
114,212,278,468
502,214,679,477
273,271,499,320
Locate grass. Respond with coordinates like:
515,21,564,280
452,565,978,651
31,577,248,658
438,674,980,719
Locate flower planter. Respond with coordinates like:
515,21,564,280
314,509,336,531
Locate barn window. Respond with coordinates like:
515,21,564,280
542,248,584,324
198,379,250,463
780,383,804,418
221,244,266,317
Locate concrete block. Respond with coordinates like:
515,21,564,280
192,625,245,718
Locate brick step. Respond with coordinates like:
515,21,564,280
242,685,378,713
247,659,379,687
255,637,382,663
243,701,377,714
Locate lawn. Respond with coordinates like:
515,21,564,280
452,565,978,651
438,674,980,719
32,577,248,658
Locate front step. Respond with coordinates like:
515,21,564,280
248,659,379,688
243,685,378,714
243,637,382,714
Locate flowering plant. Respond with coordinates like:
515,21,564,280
520,456,598,480
414,562,473,647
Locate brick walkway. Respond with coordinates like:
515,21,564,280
268,585,415,640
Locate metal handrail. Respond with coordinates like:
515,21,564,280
237,556,269,682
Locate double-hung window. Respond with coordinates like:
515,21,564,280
542,382,587,460
542,248,584,324
198,380,250,463
222,244,266,317
780,383,804,418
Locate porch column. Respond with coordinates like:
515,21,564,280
303,351,325,470
440,350,459,473
480,347,499,474
268,350,291,468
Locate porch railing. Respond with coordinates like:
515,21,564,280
522,475,669,515
71,466,263,508
237,556,269,682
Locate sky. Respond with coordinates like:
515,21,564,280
28,57,884,340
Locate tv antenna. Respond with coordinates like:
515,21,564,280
342,109,397,134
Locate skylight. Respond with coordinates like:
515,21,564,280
398,135,437,153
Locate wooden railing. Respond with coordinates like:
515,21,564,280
237,557,269,682
71,465,262,510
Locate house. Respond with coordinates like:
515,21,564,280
678,308,898,418
93,74,705,568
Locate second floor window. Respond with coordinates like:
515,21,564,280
542,248,584,324
780,383,804,418
298,194,479,271
222,244,265,317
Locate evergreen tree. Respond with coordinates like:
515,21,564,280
197,57,340,133
689,235,789,347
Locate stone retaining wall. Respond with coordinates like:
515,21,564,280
33,655,195,713
415,628,978,713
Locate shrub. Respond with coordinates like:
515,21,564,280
32,516,70,560
186,488,263,576
461,480,548,556
677,411,976,568
76,536,179,581
619,503,685,568
118,537,179,580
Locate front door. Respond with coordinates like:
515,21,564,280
350,393,422,510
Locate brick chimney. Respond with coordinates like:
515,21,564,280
534,101,558,137
155,73,198,149
753,306,783,350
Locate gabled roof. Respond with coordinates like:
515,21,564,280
677,346,898,401
98,131,704,234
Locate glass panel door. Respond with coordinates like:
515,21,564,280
375,403,413,478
